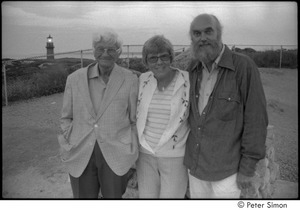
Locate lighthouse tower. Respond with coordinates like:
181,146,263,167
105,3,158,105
46,35,55,60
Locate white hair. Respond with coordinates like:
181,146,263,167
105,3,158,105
92,28,123,54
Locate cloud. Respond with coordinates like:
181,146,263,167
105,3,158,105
2,4,86,29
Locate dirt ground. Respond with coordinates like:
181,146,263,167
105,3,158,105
2,68,298,198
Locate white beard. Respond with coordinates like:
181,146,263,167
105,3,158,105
191,42,219,63
191,42,220,64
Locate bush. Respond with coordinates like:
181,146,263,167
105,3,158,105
31,64,69,96
116,58,147,73
2,50,297,105
129,58,147,73
2,78,34,103
2,64,69,104
237,49,297,68
281,50,298,68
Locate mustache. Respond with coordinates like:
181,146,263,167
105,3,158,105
191,43,210,53
195,41,211,48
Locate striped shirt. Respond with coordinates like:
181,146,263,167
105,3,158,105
143,72,178,149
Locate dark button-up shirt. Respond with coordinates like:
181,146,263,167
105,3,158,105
184,45,268,181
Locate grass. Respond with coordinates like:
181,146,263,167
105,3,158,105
2,50,297,105
2,57,149,105
2,64,69,105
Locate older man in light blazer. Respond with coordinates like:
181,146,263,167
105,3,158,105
58,29,139,198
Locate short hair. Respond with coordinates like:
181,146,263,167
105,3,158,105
92,28,123,54
189,14,223,40
142,35,175,65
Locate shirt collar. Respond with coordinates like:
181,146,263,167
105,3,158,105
191,44,235,72
214,44,225,66
201,44,225,70
88,63,100,79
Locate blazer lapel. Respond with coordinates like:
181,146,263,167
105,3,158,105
96,64,124,121
77,64,97,119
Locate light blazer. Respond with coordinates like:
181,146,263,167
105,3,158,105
58,63,139,177
136,68,190,157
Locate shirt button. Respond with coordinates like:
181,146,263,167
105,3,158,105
198,127,201,130
202,112,206,115
228,98,231,101
94,124,98,128
196,144,199,147
196,95,199,98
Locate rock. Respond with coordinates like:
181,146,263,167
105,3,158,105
260,182,271,198
256,158,268,177
269,162,280,184
266,146,276,163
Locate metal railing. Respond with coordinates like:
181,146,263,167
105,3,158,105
2,44,298,106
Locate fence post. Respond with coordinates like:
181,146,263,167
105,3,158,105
2,62,8,106
80,50,83,68
127,45,130,68
279,45,282,69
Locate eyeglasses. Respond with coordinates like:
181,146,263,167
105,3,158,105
147,54,171,63
95,48,121,55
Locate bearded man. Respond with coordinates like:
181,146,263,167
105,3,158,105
183,14,268,198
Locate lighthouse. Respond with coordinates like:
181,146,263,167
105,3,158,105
46,35,55,60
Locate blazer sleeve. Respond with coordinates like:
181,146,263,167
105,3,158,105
128,74,139,152
60,75,73,142
128,74,138,127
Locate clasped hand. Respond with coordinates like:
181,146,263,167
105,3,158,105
237,172,256,190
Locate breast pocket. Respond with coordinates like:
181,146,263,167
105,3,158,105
216,91,240,121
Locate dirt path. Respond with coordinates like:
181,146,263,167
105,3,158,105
260,68,298,182
2,68,298,198
2,93,72,198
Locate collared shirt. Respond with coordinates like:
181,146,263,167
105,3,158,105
198,44,225,114
137,68,190,157
143,71,178,150
184,45,268,181
88,63,107,114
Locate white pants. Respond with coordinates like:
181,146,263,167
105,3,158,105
137,152,188,198
188,170,241,198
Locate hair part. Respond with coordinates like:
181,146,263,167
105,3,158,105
92,28,123,54
142,35,175,66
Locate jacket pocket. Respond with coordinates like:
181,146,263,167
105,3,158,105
216,91,240,121
58,134,74,151
118,124,132,144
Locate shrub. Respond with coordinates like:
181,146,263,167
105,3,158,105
237,49,297,68
2,50,297,105
2,63,69,104
129,58,147,73
2,78,34,103
281,50,298,68
31,64,69,96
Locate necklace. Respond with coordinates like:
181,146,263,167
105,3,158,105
157,70,176,92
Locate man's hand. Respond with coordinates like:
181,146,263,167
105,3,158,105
237,172,255,190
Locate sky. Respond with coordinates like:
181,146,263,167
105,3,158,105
1,1,298,59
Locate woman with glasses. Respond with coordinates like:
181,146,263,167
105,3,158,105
59,29,139,198
136,35,190,198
